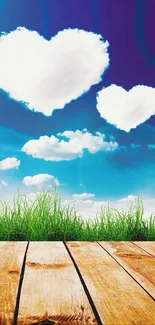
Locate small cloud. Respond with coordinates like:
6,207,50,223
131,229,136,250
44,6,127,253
23,173,60,188
131,144,142,149
63,198,106,219
22,129,118,161
118,195,138,202
72,193,95,200
96,84,155,132
0,157,20,170
0,27,109,115
0,180,8,188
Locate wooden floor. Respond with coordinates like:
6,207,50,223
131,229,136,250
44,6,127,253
0,242,155,325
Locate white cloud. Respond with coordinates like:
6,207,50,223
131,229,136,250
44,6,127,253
72,192,95,200
118,195,138,202
0,27,109,115
22,129,118,161
0,157,20,170
0,180,8,188
63,198,107,220
23,174,60,188
117,195,155,219
96,84,155,132
63,194,155,220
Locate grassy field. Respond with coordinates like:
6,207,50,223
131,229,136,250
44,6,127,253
0,190,154,241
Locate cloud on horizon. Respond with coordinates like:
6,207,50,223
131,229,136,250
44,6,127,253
96,84,155,132
22,129,118,161
72,192,95,200
0,184,154,221
63,194,154,220
0,27,109,115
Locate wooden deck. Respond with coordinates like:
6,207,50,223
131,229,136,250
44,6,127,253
0,242,155,325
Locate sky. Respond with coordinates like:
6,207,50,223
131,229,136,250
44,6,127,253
0,0,155,218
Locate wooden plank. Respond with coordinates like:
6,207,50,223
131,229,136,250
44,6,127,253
17,242,97,325
99,241,155,299
133,241,155,257
67,241,155,325
0,241,28,325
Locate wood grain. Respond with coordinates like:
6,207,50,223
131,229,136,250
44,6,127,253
0,241,28,325
133,241,155,257
67,241,155,325
17,242,97,325
99,241,155,299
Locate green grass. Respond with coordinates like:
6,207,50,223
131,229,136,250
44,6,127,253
0,189,154,241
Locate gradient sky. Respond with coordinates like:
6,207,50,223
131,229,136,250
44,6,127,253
0,0,155,217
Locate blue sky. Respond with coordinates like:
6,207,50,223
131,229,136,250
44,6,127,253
0,0,155,217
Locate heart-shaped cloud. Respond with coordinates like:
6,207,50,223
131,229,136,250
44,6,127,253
96,84,155,132
0,27,109,115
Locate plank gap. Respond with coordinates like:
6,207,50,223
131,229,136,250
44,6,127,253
97,242,155,301
132,241,155,258
13,242,29,325
67,242,155,324
64,242,103,325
